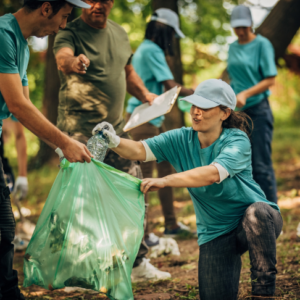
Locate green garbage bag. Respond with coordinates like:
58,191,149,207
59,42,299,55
23,159,145,300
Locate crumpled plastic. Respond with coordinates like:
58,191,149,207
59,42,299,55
150,237,180,258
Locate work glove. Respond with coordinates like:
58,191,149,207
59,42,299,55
92,122,120,148
14,176,28,200
92,121,115,136
55,148,65,162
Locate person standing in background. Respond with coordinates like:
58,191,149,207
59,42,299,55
1,118,28,198
126,8,194,243
227,5,278,203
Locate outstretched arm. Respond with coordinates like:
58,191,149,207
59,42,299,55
141,165,220,193
55,47,90,75
0,73,92,163
113,139,146,162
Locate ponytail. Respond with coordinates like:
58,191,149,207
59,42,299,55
219,105,253,137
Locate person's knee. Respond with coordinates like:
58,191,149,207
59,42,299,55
243,202,271,231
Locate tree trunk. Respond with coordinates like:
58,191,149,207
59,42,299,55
29,35,60,169
152,0,185,130
256,0,300,62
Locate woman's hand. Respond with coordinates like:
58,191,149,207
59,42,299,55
140,178,167,193
236,91,248,108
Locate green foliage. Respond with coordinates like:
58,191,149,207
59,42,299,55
108,0,238,50
25,45,45,109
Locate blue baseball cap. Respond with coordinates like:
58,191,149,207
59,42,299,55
230,5,252,28
180,79,237,110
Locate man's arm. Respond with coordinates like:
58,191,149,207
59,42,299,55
0,73,92,163
163,80,194,97
56,47,90,75
125,65,156,105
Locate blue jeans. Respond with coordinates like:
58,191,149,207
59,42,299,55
244,98,277,204
198,202,283,300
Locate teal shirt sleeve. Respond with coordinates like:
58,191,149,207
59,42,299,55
0,29,19,74
145,129,179,164
259,39,277,78
22,72,28,86
11,115,18,122
214,134,251,178
146,49,174,83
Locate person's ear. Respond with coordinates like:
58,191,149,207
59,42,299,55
221,108,231,121
41,2,53,17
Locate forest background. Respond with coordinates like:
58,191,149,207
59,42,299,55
1,1,300,298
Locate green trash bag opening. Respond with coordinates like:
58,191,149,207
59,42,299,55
23,159,145,300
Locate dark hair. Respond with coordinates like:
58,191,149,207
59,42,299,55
145,13,175,56
23,0,68,16
219,105,253,137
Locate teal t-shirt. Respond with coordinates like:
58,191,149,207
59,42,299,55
126,39,174,127
0,14,29,134
227,34,277,110
145,127,280,246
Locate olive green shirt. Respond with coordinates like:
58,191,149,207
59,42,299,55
53,17,132,137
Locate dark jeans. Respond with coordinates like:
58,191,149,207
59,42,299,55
67,131,148,268
0,158,23,300
244,98,277,203
198,202,283,300
129,122,177,233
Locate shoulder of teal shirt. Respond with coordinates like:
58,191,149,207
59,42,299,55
140,39,164,52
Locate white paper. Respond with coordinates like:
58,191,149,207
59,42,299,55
123,86,181,132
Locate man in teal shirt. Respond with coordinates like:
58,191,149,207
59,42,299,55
0,0,91,298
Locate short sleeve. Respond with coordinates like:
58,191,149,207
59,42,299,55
22,72,28,86
145,129,179,164
259,39,277,78
53,29,75,55
214,135,251,178
146,49,174,83
0,29,18,74
11,115,18,122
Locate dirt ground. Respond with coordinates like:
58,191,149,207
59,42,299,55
14,195,300,300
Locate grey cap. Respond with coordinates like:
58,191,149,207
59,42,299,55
230,5,252,28
151,8,185,38
31,0,91,9
181,79,237,110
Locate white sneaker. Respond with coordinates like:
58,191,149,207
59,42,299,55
131,258,171,283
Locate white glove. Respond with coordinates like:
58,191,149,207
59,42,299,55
14,176,28,200
150,237,180,258
55,148,65,162
102,130,120,149
92,122,116,136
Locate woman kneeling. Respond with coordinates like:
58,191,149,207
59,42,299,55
95,79,282,300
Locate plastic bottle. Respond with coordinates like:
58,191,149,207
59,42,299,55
87,130,109,162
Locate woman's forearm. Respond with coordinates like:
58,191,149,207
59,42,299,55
164,165,220,188
112,139,146,162
244,77,275,98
